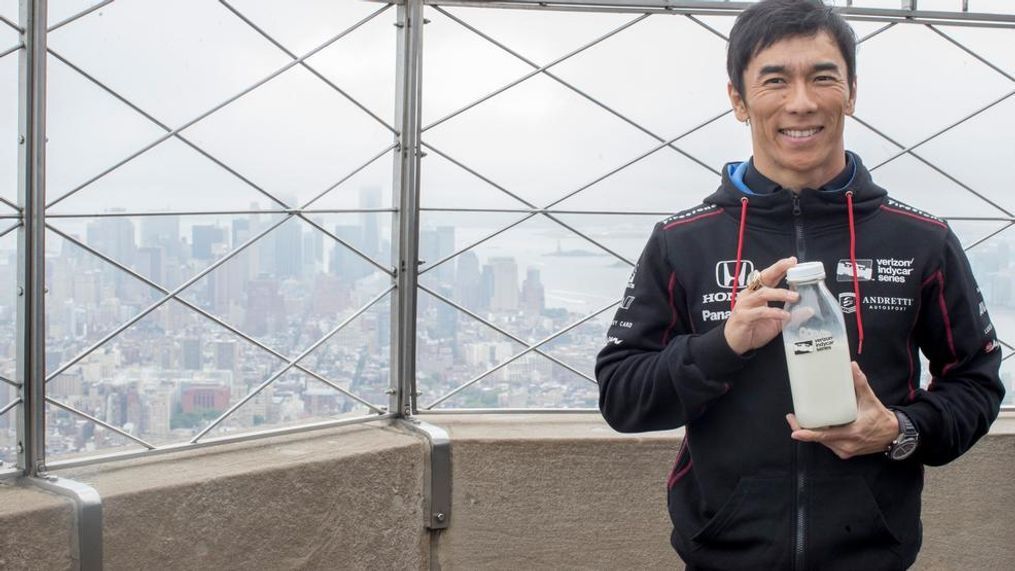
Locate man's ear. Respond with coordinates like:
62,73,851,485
845,78,857,116
728,82,749,123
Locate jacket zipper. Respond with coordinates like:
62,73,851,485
793,194,806,262
792,192,807,571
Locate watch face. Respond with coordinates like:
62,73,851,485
891,439,918,460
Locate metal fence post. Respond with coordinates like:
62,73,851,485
391,0,424,417
16,0,48,476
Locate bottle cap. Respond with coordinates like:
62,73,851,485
785,261,826,283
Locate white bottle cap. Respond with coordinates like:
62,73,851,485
785,261,826,283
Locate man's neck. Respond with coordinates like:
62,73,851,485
753,156,848,193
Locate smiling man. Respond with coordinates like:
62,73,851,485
596,1,1004,569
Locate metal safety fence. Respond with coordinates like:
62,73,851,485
1,0,1013,475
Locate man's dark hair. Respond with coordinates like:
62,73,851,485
727,0,857,98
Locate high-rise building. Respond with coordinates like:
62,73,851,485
273,219,304,280
140,215,181,259
456,250,484,310
244,277,286,336
192,225,226,261
521,267,546,315
360,186,381,260
487,257,519,312
87,213,137,265
330,224,369,281
182,337,202,370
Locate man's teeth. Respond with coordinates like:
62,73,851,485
781,128,821,138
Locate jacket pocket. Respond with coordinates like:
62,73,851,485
680,476,792,569
808,476,904,570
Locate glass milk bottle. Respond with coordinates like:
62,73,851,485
782,262,858,429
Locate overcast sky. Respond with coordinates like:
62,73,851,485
0,0,1011,257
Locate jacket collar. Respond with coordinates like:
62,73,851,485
704,151,887,233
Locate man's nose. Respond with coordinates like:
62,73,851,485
786,82,819,114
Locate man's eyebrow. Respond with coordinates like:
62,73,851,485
758,64,786,76
812,62,841,73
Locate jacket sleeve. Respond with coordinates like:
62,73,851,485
595,222,751,433
897,229,1005,466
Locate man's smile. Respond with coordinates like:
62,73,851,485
779,127,823,139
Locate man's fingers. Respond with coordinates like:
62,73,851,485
761,256,798,286
851,361,876,402
738,306,791,323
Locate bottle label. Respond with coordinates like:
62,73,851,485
792,335,835,355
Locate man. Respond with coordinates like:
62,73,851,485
595,1,1004,569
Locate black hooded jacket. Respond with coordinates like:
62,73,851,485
595,153,1004,570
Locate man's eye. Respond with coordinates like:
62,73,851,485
815,75,836,82
763,77,786,85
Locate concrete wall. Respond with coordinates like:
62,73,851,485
0,414,1011,570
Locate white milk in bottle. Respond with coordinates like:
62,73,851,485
782,262,857,429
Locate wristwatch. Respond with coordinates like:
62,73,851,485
886,410,919,461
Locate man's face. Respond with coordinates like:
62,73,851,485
728,32,856,189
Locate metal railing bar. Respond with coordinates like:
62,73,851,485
418,408,600,414
51,50,399,220
47,0,114,33
867,88,1015,175
46,207,399,218
541,212,636,266
47,48,291,211
418,109,728,276
856,97,1015,219
434,6,721,178
420,207,672,215
927,25,1015,83
0,195,22,210
45,214,292,382
418,212,535,276
190,286,394,443
0,42,22,59
422,12,650,132
218,0,398,136
544,108,730,210
422,140,538,209
299,143,399,210
0,13,21,33
45,4,390,210
0,373,17,388
45,224,388,414
684,14,728,42
419,283,597,384
0,398,20,416
0,221,22,239
46,397,157,449
46,412,396,471
418,0,1015,26
424,299,618,409
963,221,1014,252
298,215,396,277
857,21,897,44
0,214,22,220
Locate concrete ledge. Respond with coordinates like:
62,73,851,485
63,421,427,571
0,413,1010,570
428,413,682,570
0,483,74,570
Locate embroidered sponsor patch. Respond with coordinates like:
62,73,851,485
836,259,873,282
875,257,916,284
839,292,856,314
702,309,732,322
715,260,755,289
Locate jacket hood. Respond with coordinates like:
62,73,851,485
703,151,888,232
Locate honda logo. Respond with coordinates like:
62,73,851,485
715,260,754,289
